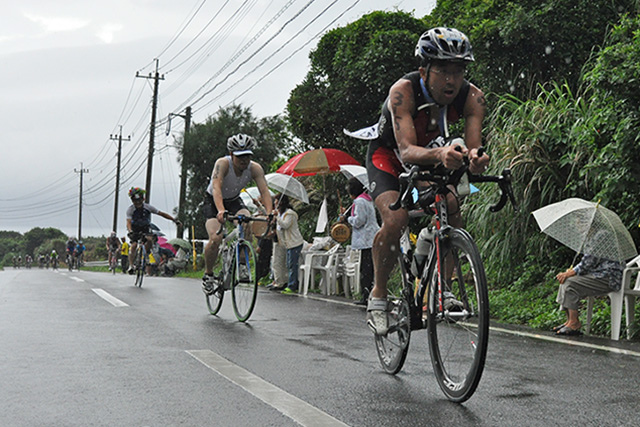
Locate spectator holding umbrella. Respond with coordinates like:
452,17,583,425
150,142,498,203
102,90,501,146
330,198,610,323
341,177,380,305
274,194,304,295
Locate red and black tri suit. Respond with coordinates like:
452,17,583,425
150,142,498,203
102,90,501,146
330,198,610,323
366,71,470,200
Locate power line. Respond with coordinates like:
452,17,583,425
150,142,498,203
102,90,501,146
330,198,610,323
173,0,300,112
200,0,348,112
155,0,210,61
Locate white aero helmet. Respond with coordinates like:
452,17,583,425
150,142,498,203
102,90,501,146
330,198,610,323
227,134,256,156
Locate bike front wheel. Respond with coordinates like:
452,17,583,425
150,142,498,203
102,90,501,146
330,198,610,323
206,248,225,315
231,241,258,322
427,228,489,403
134,246,145,288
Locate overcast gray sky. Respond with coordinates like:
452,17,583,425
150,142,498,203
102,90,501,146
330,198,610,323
0,0,435,240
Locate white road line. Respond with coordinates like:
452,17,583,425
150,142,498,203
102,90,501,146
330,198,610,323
70,276,85,282
187,350,348,427
91,288,129,307
490,325,640,358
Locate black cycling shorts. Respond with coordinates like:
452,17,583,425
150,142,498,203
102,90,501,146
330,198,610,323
129,226,152,243
366,138,404,201
203,193,248,220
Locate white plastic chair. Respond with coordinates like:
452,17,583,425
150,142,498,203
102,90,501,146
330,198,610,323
342,247,362,298
298,250,328,295
310,245,342,295
585,254,640,340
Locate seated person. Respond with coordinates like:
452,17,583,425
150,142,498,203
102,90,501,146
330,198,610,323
164,246,188,276
555,250,624,336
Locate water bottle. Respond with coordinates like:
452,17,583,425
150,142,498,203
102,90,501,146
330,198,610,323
411,227,435,277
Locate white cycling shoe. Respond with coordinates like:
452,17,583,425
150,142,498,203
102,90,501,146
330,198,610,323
366,297,389,336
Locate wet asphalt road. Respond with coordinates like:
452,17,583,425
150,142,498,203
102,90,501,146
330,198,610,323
1,268,639,426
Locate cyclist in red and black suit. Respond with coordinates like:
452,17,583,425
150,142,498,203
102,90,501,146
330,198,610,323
365,27,490,335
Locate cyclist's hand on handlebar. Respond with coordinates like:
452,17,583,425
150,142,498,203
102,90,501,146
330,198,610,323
441,144,467,170
216,210,227,224
468,147,490,174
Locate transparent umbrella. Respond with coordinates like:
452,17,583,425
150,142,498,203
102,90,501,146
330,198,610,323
532,198,637,262
265,173,309,204
339,164,369,190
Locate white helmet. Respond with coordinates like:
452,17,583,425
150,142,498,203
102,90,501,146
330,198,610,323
227,134,256,156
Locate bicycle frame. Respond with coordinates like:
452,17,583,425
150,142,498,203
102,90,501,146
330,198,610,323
375,152,517,401
207,212,270,321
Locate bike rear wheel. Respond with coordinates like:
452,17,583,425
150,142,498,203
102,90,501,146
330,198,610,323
231,241,258,322
206,248,225,315
134,246,145,287
427,228,489,403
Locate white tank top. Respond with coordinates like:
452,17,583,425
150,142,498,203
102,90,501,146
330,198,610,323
206,156,253,199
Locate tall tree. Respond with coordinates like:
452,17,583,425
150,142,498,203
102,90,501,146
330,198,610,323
23,227,66,257
287,11,426,162
178,104,290,238
425,0,637,99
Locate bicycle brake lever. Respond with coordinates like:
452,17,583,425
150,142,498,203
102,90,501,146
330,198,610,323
489,169,517,212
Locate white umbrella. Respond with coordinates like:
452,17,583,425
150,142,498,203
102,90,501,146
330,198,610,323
532,198,637,262
240,187,274,212
265,173,309,204
339,164,369,190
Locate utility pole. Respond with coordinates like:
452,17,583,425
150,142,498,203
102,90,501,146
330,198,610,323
136,58,164,203
74,163,89,240
109,126,130,234
168,106,192,238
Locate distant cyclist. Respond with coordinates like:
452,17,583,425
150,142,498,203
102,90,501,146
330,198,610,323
75,241,86,267
65,237,76,267
106,231,121,271
201,134,273,294
125,187,181,274
50,249,59,269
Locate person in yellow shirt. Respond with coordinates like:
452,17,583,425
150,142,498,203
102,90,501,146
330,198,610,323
120,237,130,274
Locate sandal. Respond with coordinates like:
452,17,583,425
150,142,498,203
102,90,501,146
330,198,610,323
551,324,567,333
555,325,583,336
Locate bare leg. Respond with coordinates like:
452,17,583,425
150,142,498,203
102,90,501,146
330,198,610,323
129,242,137,268
370,191,409,300
566,308,581,330
204,218,223,275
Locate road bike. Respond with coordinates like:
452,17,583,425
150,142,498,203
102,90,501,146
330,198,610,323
205,213,270,322
375,146,517,402
66,253,75,271
108,249,119,275
131,233,151,287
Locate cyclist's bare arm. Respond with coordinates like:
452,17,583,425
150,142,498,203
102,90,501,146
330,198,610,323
251,163,273,215
211,157,230,223
462,84,489,173
157,210,180,225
